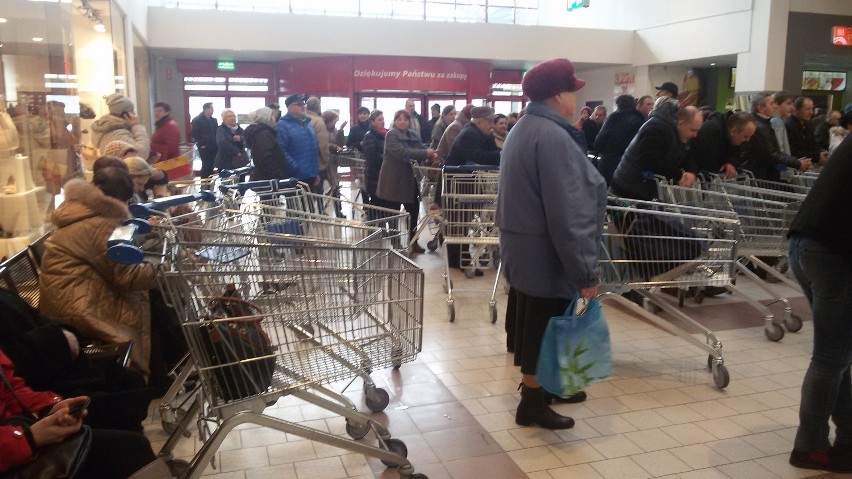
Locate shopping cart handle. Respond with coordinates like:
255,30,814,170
106,218,151,247
218,165,255,178
442,164,499,172
218,178,300,195
129,191,216,218
106,243,145,264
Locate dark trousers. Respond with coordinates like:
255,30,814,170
199,147,216,178
789,235,852,453
148,289,188,397
78,429,157,479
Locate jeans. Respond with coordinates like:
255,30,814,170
789,235,852,452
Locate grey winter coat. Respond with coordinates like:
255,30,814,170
496,102,607,298
376,128,428,204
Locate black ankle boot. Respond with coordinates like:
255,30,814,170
516,383,575,429
545,390,587,404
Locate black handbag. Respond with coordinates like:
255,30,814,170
0,424,92,479
0,371,92,479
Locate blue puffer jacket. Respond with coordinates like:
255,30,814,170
276,113,319,180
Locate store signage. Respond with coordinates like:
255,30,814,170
833,26,852,46
352,57,471,92
216,61,236,71
568,0,590,11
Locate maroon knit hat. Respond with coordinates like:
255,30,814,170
460,103,475,119
522,59,586,101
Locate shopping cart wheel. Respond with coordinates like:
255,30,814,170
677,289,686,308
765,323,785,342
489,303,498,324
693,288,705,304
448,303,456,323
464,267,476,279
365,387,390,412
380,438,408,467
427,238,439,251
161,408,188,436
711,361,730,389
784,313,803,333
345,419,371,439
166,459,190,477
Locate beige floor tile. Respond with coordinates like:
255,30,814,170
218,446,271,473
586,434,645,459
621,409,675,430
267,440,317,466
715,460,779,479
667,444,730,469
694,417,751,440
585,414,639,436
553,420,604,442
506,445,565,472
631,450,692,476
421,424,503,462
753,454,825,478
547,440,606,466
294,457,347,479
243,463,297,479
443,452,527,478
706,437,766,462
547,463,606,479
676,468,732,479
742,431,795,456
239,427,289,448
507,427,564,448
589,456,652,479
660,423,715,446
623,428,683,452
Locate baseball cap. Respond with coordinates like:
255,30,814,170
655,82,679,97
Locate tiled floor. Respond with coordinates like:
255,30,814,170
144,246,850,479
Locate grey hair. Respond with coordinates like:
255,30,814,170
250,107,274,125
220,108,235,120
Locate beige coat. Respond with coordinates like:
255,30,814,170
90,114,151,160
39,180,157,377
306,110,330,172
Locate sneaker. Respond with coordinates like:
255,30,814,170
789,449,852,473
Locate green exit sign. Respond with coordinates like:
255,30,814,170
217,61,236,71
568,0,589,11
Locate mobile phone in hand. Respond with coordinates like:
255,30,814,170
68,398,91,418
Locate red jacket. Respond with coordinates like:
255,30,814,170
150,115,181,161
1,350,59,472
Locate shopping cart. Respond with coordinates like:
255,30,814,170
219,178,410,251
600,197,740,389
440,165,501,323
789,171,819,188
656,178,804,341
333,148,366,201
111,203,428,478
410,163,444,252
165,165,254,197
706,169,811,196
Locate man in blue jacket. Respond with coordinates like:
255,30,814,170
277,93,320,190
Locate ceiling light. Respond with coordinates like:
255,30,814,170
33,37,43,42
710,62,716,66
0,18,7,23
93,21,106,32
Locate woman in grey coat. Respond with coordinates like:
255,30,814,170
496,58,607,430
374,110,438,253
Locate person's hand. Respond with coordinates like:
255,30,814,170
233,135,241,142
313,176,321,185
29,409,83,447
798,158,812,172
818,151,829,165
719,163,737,179
124,111,139,127
48,396,89,419
62,329,79,359
340,121,348,129
678,171,697,187
426,148,438,159
147,216,163,227
579,286,598,298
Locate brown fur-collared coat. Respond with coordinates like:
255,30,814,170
39,179,157,377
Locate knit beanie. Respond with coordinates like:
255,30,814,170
106,93,135,116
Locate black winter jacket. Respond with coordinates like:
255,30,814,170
361,128,386,196
347,121,370,151
610,102,697,201
745,115,800,181
444,123,501,167
593,108,645,185
245,123,287,181
785,116,822,162
691,111,748,174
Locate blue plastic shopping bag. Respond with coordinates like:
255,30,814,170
536,295,612,397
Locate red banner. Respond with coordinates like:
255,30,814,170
833,26,852,46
